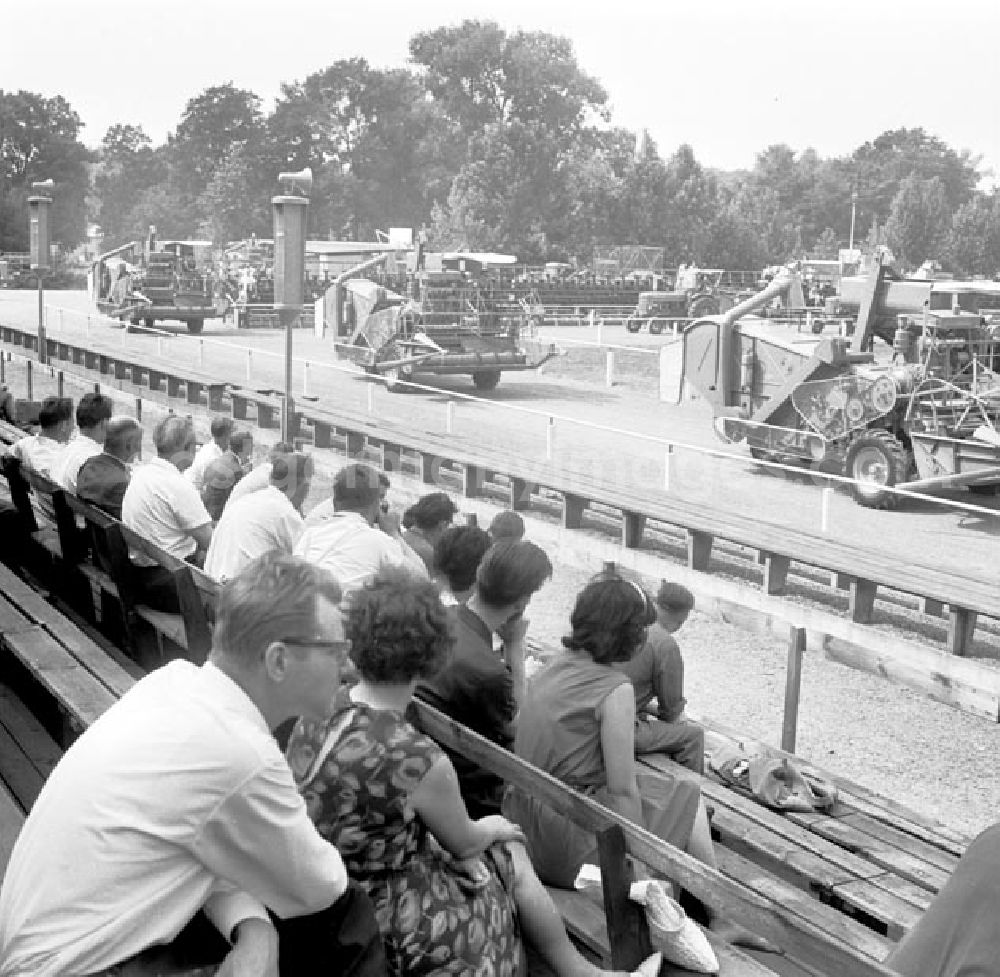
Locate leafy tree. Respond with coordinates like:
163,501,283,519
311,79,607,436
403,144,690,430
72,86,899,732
884,174,951,269
0,89,91,250
168,84,265,196
410,21,607,136
942,193,1000,277
852,128,979,236
195,146,271,244
92,124,166,248
661,145,719,262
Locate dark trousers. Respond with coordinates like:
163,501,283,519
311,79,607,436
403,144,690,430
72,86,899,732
633,716,705,774
99,882,386,977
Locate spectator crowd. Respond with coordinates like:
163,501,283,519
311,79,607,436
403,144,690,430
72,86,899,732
0,401,981,977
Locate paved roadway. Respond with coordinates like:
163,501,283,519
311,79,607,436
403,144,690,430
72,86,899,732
4,290,999,583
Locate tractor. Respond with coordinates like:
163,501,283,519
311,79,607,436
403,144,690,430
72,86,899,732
626,266,733,334
666,256,1000,507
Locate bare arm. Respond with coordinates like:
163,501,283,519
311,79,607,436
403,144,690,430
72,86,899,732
190,520,214,554
410,753,524,860
598,684,644,825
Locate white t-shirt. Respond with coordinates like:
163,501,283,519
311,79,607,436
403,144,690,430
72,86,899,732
122,457,212,559
51,432,103,494
204,485,304,583
302,497,334,529
294,510,427,592
6,433,64,478
224,462,272,508
186,440,224,493
0,661,347,977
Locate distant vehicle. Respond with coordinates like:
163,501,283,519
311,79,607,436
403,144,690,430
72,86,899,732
89,227,225,333
626,266,734,334
336,250,556,392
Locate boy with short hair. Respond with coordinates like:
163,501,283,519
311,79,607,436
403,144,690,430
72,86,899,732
616,580,705,774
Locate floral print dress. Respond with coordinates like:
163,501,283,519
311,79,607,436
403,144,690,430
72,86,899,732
287,694,522,977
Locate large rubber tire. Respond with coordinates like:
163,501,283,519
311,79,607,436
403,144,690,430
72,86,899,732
472,370,501,392
187,319,204,334
143,317,155,329
649,320,665,335
625,318,643,334
688,294,720,318
845,430,910,509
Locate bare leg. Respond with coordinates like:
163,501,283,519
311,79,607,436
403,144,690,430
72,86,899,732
506,842,661,977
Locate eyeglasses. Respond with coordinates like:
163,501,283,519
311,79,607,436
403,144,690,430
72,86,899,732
280,636,352,659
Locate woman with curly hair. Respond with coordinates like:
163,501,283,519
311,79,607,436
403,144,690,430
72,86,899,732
286,568,661,977
505,575,775,951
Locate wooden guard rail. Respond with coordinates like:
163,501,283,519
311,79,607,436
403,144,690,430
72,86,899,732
0,318,994,668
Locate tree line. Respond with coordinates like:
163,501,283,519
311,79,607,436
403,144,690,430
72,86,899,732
2,20,998,275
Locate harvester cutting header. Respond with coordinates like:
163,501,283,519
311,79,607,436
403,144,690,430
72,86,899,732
669,256,1000,507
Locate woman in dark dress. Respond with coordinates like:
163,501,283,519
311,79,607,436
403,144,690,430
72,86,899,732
287,568,662,977
505,575,774,951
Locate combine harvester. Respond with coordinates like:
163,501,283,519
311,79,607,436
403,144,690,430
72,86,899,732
667,255,1000,507
89,227,226,334
334,249,556,392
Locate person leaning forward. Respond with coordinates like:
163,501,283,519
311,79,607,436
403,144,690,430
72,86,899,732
0,554,386,977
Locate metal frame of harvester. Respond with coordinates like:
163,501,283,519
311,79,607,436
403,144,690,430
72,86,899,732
668,256,1000,507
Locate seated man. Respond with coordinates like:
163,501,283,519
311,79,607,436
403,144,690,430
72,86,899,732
294,463,425,593
76,415,143,520
415,539,552,817
122,415,213,565
303,470,389,529
0,554,385,977
615,581,705,774
4,395,73,478
225,441,294,509
186,414,232,493
51,391,113,494
201,428,253,521
205,452,313,584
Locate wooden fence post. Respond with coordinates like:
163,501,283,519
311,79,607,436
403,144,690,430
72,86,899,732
782,627,807,752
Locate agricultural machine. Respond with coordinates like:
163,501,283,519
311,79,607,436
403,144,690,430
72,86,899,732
89,228,226,333
669,256,1000,507
335,253,556,392
626,266,734,334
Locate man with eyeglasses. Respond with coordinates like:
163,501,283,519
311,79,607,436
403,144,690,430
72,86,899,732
0,554,385,977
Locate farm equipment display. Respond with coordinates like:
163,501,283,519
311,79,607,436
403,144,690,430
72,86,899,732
670,256,1000,507
335,253,557,392
89,228,226,333
626,266,735,334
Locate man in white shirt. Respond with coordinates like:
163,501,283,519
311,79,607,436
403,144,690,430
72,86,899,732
0,553,385,977
225,442,294,509
4,395,73,477
186,415,232,493
295,463,425,592
205,452,313,583
122,415,213,564
50,391,113,494
303,469,390,529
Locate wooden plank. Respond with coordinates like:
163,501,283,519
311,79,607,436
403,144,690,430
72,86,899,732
597,825,651,970
0,683,63,781
0,721,47,811
622,511,646,549
763,554,791,596
837,813,959,876
563,494,587,530
0,564,136,698
0,777,25,876
787,815,951,893
687,530,714,572
712,847,894,963
410,701,897,977
946,607,976,656
781,628,806,753
0,595,35,637
848,579,877,623
3,628,118,731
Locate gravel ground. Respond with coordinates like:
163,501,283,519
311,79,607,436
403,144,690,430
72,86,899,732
4,300,998,844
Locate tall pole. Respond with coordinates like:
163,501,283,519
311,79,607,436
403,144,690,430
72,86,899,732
28,179,54,366
272,168,312,443
849,190,858,252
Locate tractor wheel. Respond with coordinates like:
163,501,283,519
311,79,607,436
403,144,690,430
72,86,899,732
625,318,643,334
688,294,720,319
472,370,501,392
187,319,204,334
649,320,665,335
845,430,910,508
143,317,155,329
